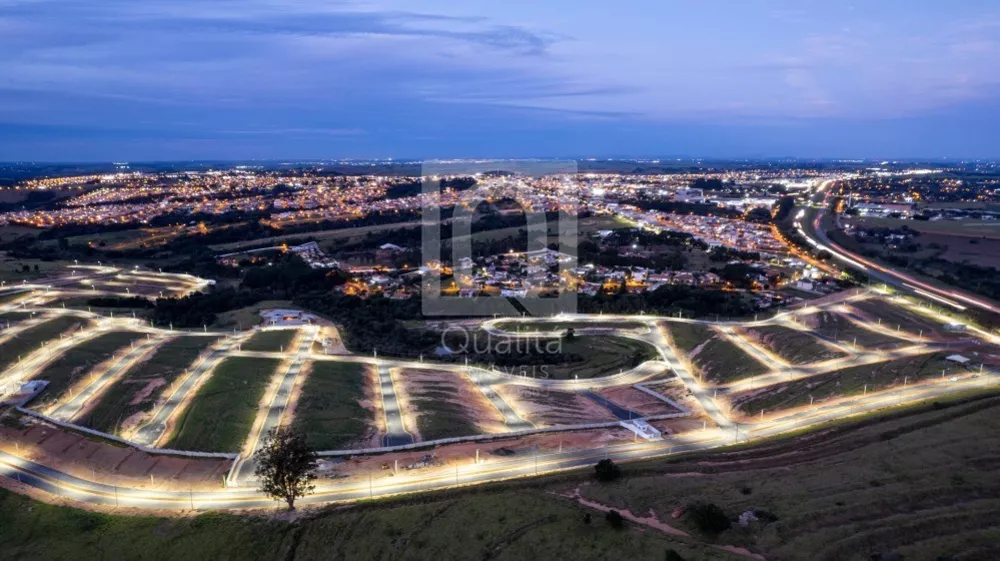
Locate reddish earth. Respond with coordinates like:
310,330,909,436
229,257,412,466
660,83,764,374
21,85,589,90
496,385,618,426
0,418,232,492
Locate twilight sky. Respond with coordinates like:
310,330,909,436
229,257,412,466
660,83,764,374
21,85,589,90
2,0,1000,161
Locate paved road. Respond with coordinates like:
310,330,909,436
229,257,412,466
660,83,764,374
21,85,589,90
131,334,249,447
377,363,414,447
234,327,317,483
798,180,1000,315
49,335,164,422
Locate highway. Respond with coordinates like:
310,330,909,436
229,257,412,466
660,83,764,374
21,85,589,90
796,180,1000,315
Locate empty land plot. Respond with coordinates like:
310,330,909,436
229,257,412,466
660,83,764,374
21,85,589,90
0,311,31,324
0,290,29,306
290,361,378,450
163,356,281,452
27,331,145,409
849,298,964,341
397,368,506,441
741,325,847,365
80,336,221,434
800,311,909,350
498,385,618,426
594,385,685,417
0,315,90,373
734,351,960,415
666,322,769,384
241,329,297,353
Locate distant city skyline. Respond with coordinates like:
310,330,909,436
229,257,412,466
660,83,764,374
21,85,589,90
3,1,1000,160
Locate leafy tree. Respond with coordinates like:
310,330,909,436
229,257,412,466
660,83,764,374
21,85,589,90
605,509,625,529
687,502,731,535
664,550,686,561
254,427,318,510
594,458,621,482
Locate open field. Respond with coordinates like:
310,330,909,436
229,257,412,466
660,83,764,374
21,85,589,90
594,385,686,418
163,356,282,452
0,486,731,561
211,300,294,329
241,329,297,353
799,311,908,350
0,315,90,374
456,333,658,380
733,351,964,415
396,368,506,441
290,361,378,450
79,336,221,434
666,322,769,384
578,395,1000,561
27,331,145,409
740,325,847,365
0,311,31,324
499,385,618,426
851,215,1000,238
849,298,965,341
0,257,74,284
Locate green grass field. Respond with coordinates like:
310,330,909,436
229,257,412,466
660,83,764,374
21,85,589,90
0,487,731,561
850,298,963,341
80,336,221,434
742,325,847,365
0,315,90,375
291,361,373,450
734,351,962,414
579,395,1000,560
532,336,658,380
211,300,294,330
667,322,769,384
406,380,483,441
0,311,32,324
805,311,908,350
242,329,297,353
28,331,145,409
0,259,73,283
163,356,281,452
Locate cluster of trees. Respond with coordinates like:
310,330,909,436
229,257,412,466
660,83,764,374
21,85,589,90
579,285,757,319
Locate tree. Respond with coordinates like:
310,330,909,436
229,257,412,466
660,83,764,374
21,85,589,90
664,550,686,561
687,502,731,535
594,458,621,482
565,327,576,341
254,426,318,510
605,509,625,529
